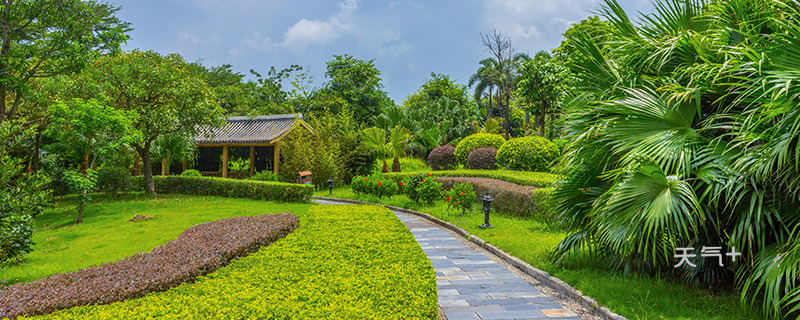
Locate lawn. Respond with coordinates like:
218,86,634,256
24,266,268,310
0,193,313,286
39,204,437,319
315,188,761,320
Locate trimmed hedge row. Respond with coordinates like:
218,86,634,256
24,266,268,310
133,176,313,202
0,213,299,319
45,205,438,319
384,169,558,188
438,177,554,220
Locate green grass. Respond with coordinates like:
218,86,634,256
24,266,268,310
0,193,313,286
315,188,761,320
40,205,437,319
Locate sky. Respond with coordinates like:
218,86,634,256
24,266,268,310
114,0,654,103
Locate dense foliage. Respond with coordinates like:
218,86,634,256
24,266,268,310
0,213,298,318
385,169,558,188
427,145,457,171
44,205,437,319
454,133,505,165
466,147,497,170
552,0,800,317
0,121,49,262
496,136,559,171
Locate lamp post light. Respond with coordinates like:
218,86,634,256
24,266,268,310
479,191,494,228
327,178,334,195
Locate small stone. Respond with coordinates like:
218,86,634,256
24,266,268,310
129,214,155,222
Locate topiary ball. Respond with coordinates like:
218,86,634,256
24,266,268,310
467,147,498,170
454,133,505,165
495,136,559,171
427,145,457,171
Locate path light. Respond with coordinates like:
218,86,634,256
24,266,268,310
479,191,494,229
327,178,334,195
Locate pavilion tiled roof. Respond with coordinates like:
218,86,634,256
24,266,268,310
195,114,309,145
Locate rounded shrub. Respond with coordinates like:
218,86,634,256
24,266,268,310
495,136,559,171
180,169,202,177
467,147,498,170
454,133,505,165
427,145,456,171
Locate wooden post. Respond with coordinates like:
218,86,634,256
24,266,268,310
273,144,280,174
222,145,229,178
249,146,255,177
161,159,167,176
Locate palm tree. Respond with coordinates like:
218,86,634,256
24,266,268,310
151,134,196,175
469,58,500,121
552,0,800,318
362,126,410,173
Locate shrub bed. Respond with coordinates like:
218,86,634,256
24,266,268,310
438,177,552,220
44,205,437,319
384,169,558,188
133,176,313,202
467,147,498,170
454,133,505,165
0,213,299,319
427,145,457,170
496,136,559,171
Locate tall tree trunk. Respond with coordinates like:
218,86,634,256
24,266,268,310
540,100,548,137
502,94,511,140
138,142,156,194
487,88,493,120
30,133,41,172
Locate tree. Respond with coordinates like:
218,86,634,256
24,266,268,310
516,51,570,138
404,73,474,109
81,50,223,194
44,98,133,222
151,134,196,175
478,28,527,139
0,0,129,123
469,58,501,121
324,54,393,126
362,126,410,173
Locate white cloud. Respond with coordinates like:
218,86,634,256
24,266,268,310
280,0,358,53
483,0,600,53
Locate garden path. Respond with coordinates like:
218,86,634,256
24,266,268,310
313,199,581,320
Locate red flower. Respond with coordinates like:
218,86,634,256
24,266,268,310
460,192,465,195
378,181,382,186
427,173,432,176
446,196,450,201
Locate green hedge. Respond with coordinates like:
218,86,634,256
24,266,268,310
45,205,438,319
454,133,506,165
496,136,559,171
384,169,559,188
132,176,313,202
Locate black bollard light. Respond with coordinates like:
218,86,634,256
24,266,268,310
327,178,334,195
479,191,494,228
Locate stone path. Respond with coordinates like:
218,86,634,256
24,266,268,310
313,199,581,320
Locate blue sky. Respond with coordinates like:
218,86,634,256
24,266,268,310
114,0,653,103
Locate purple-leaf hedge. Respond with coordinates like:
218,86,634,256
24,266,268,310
438,177,551,219
0,213,299,319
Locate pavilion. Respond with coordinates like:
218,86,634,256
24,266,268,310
193,114,314,178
